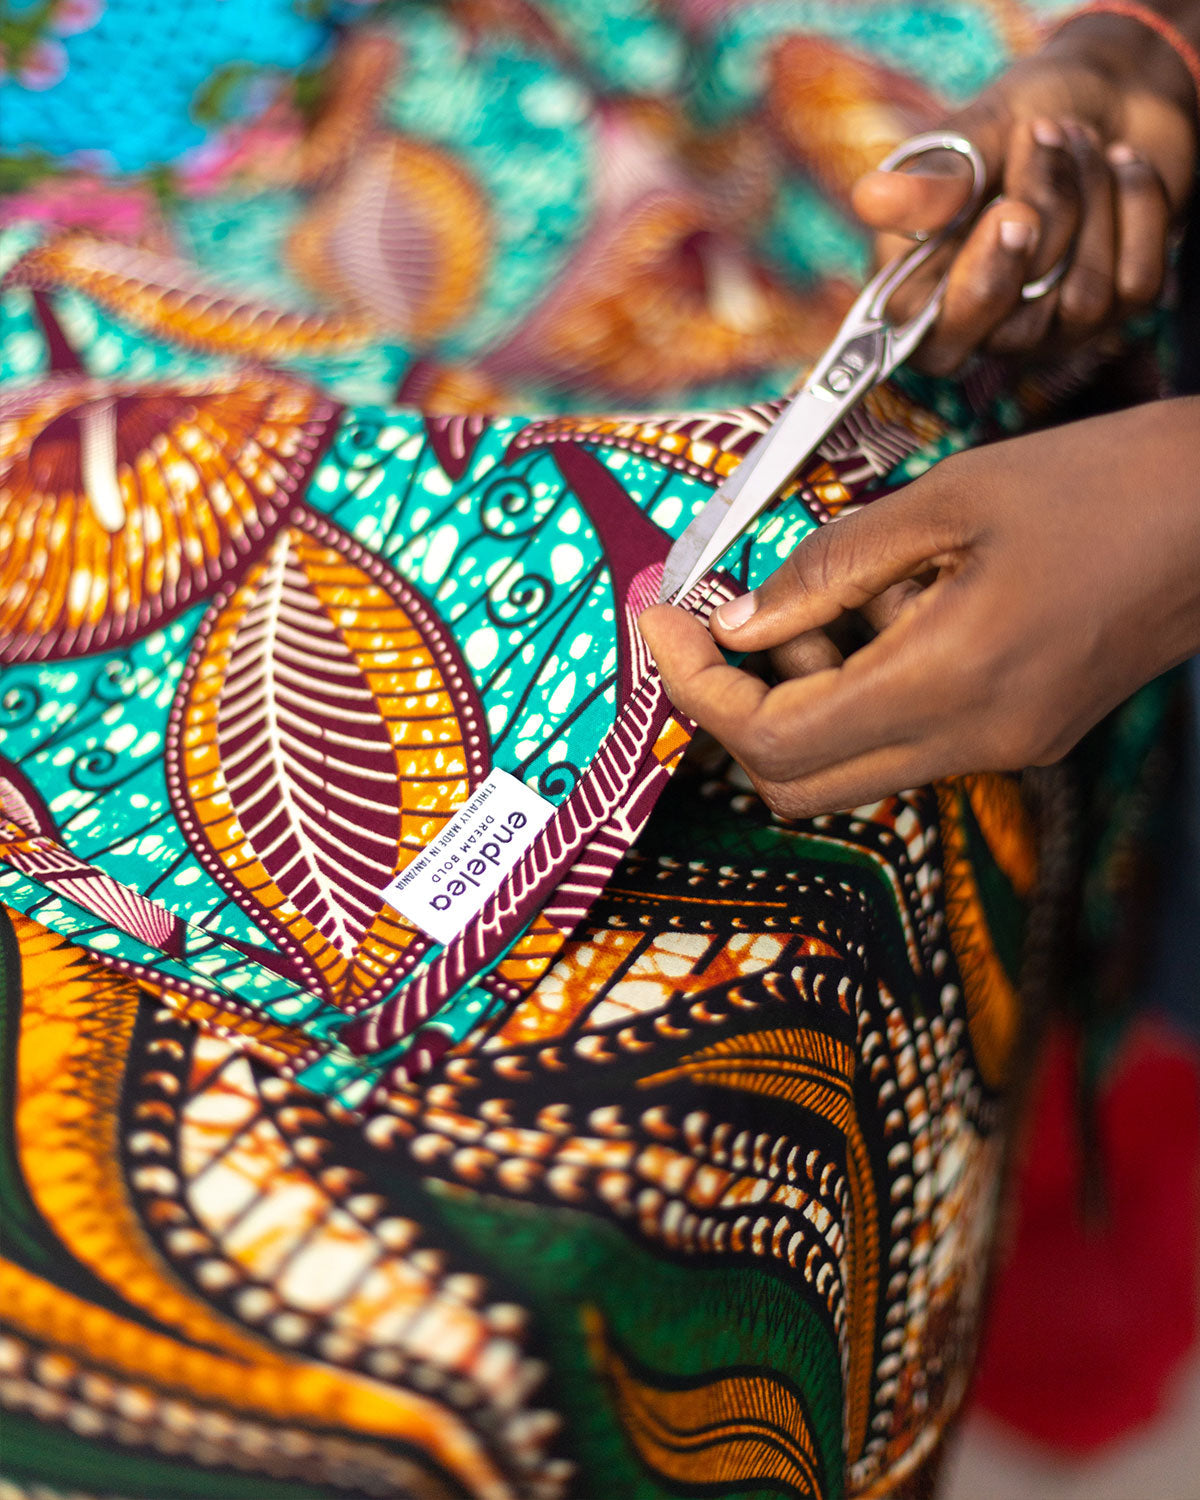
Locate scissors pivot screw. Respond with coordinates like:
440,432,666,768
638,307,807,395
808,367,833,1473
657,130,1032,604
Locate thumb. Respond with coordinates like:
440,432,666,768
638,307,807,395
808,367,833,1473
708,482,968,651
851,100,1011,237
851,162,974,238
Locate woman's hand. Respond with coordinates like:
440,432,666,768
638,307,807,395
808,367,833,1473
851,11,1199,372
640,398,1200,817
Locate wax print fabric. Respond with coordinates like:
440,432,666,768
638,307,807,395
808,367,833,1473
0,2,1132,1498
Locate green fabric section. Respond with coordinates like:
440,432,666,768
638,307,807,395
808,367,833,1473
956,793,1025,985
426,1183,846,1500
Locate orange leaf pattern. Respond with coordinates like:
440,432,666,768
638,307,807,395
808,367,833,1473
168,510,490,1009
0,373,338,662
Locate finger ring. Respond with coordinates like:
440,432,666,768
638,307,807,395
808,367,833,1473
1020,250,1071,301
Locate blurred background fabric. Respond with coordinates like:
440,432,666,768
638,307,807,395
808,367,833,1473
1,0,1049,413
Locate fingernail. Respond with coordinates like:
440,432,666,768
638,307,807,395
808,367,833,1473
999,217,1035,252
1032,118,1065,149
715,591,757,630
1061,118,1097,151
1107,141,1140,167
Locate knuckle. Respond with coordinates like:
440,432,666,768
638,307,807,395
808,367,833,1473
757,781,803,821
1113,152,1164,198
777,539,819,598
988,299,1051,352
772,526,845,613
1118,253,1165,308
1037,148,1080,208
753,773,824,822
661,681,694,720
987,319,1036,354
666,667,724,727
913,338,962,378
757,538,817,616
902,455,973,535
1017,144,1078,221
743,720,796,783
1070,130,1106,183
1077,143,1105,184
953,264,1014,325
1059,261,1112,326
791,526,842,599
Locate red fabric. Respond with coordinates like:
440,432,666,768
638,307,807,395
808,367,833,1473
971,1019,1200,1451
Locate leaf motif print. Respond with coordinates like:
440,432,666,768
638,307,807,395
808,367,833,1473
0,373,339,661
765,37,939,206
168,510,490,1010
5,233,376,360
0,821,186,957
512,385,947,524
287,136,492,340
3,911,539,1500
482,195,848,400
590,1313,826,1497
511,403,786,487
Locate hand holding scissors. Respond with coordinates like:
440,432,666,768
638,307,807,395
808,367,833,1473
855,26,1195,376
642,396,1200,818
658,130,1067,606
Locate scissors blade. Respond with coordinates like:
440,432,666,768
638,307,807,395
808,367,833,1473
658,131,991,607
658,352,877,604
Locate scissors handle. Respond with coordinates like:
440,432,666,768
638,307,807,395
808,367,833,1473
864,131,990,310
866,129,1074,320
656,132,1070,603
806,132,989,406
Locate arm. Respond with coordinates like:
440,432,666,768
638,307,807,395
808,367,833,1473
640,398,1200,816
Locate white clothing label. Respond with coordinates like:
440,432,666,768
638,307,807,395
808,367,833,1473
381,769,555,946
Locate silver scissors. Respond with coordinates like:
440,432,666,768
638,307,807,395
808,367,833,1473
658,130,1066,604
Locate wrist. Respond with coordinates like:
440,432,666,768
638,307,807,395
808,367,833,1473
1042,7,1200,193
1131,396,1200,673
